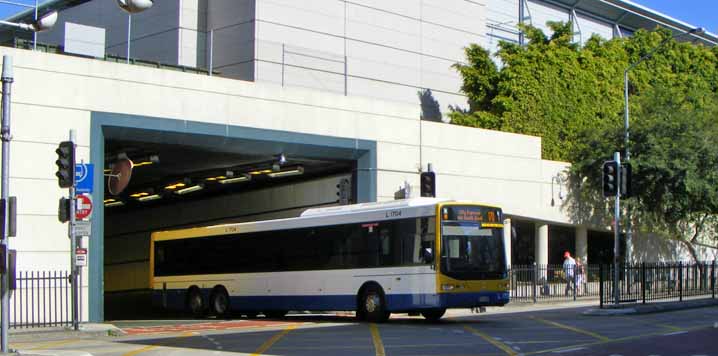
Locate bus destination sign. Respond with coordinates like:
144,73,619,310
442,206,501,223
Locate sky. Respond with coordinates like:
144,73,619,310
0,0,716,34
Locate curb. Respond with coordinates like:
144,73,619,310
583,298,718,316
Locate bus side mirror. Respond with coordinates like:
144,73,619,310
422,248,434,264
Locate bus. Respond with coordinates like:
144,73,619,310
150,198,509,322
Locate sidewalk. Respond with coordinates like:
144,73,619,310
9,324,121,356
582,297,718,316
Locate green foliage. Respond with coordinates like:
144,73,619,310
451,24,718,163
453,24,718,252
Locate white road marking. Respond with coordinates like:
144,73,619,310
663,331,688,336
552,347,586,353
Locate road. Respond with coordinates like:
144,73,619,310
10,305,718,356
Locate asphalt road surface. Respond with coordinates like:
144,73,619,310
10,305,718,356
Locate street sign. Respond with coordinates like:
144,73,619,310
75,248,87,267
73,221,91,236
75,194,93,220
75,163,93,194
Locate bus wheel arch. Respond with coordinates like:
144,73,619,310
186,285,206,318
421,308,446,322
209,285,230,318
356,282,390,323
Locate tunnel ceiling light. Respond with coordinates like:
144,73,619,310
129,191,150,199
137,194,162,202
218,174,251,185
249,169,273,175
104,198,125,207
267,166,304,178
164,182,187,191
205,175,227,181
175,184,204,195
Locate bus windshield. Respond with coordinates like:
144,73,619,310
440,222,506,280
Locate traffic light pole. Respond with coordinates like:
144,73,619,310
613,151,621,306
1,55,13,353
68,130,79,331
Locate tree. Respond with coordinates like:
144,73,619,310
452,23,718,260
570,87,718,261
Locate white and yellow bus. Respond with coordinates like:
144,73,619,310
150,198,509,322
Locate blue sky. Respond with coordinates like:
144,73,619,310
0,0,716,34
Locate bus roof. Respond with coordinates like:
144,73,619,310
299,197,451,217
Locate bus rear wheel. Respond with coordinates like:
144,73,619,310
421,308,446,322
359,285,390,323
209,286,230,318
186,287,205,318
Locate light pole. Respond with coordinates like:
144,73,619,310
116,0,155,63
622,26,704,263
0,11,57,353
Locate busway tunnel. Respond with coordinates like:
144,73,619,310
94,121,375,321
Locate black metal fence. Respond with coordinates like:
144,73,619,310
599,261,717,308
9,271,72,328
509,264,601,302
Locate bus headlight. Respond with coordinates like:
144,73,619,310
441,284,456,291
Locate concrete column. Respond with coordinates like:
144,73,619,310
535,223,549,266
503,218,512,268
576,226,588,264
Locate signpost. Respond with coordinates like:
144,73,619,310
75,248,87,267
75,163,93,194
75,194,92,220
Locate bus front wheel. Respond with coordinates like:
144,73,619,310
421,308,446,322
359,285,389,323
186,287,205,318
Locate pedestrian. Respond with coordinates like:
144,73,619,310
563,251,576,296
575,257,585,295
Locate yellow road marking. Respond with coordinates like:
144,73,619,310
618,316,683,332
251,323,298,356
525,324,710,355
369,323,385,356
28,339,81,350
464,325,517,356
532,317,610,342
122,331,195,356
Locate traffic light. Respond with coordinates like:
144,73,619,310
420,171,436,197
58,197,71,223
602,160,618,197
55,141,75,188
620,163,632,198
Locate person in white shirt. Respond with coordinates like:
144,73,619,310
563,251,576,296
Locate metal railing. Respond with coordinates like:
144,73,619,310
509,263,600,303
599,261,717,308
9,271,72,328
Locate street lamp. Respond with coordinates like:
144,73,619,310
622,26,704,263
0,10,57,32
116,0,155,64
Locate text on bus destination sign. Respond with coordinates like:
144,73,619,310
443,206,500,223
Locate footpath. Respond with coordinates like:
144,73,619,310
7,298,718,356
